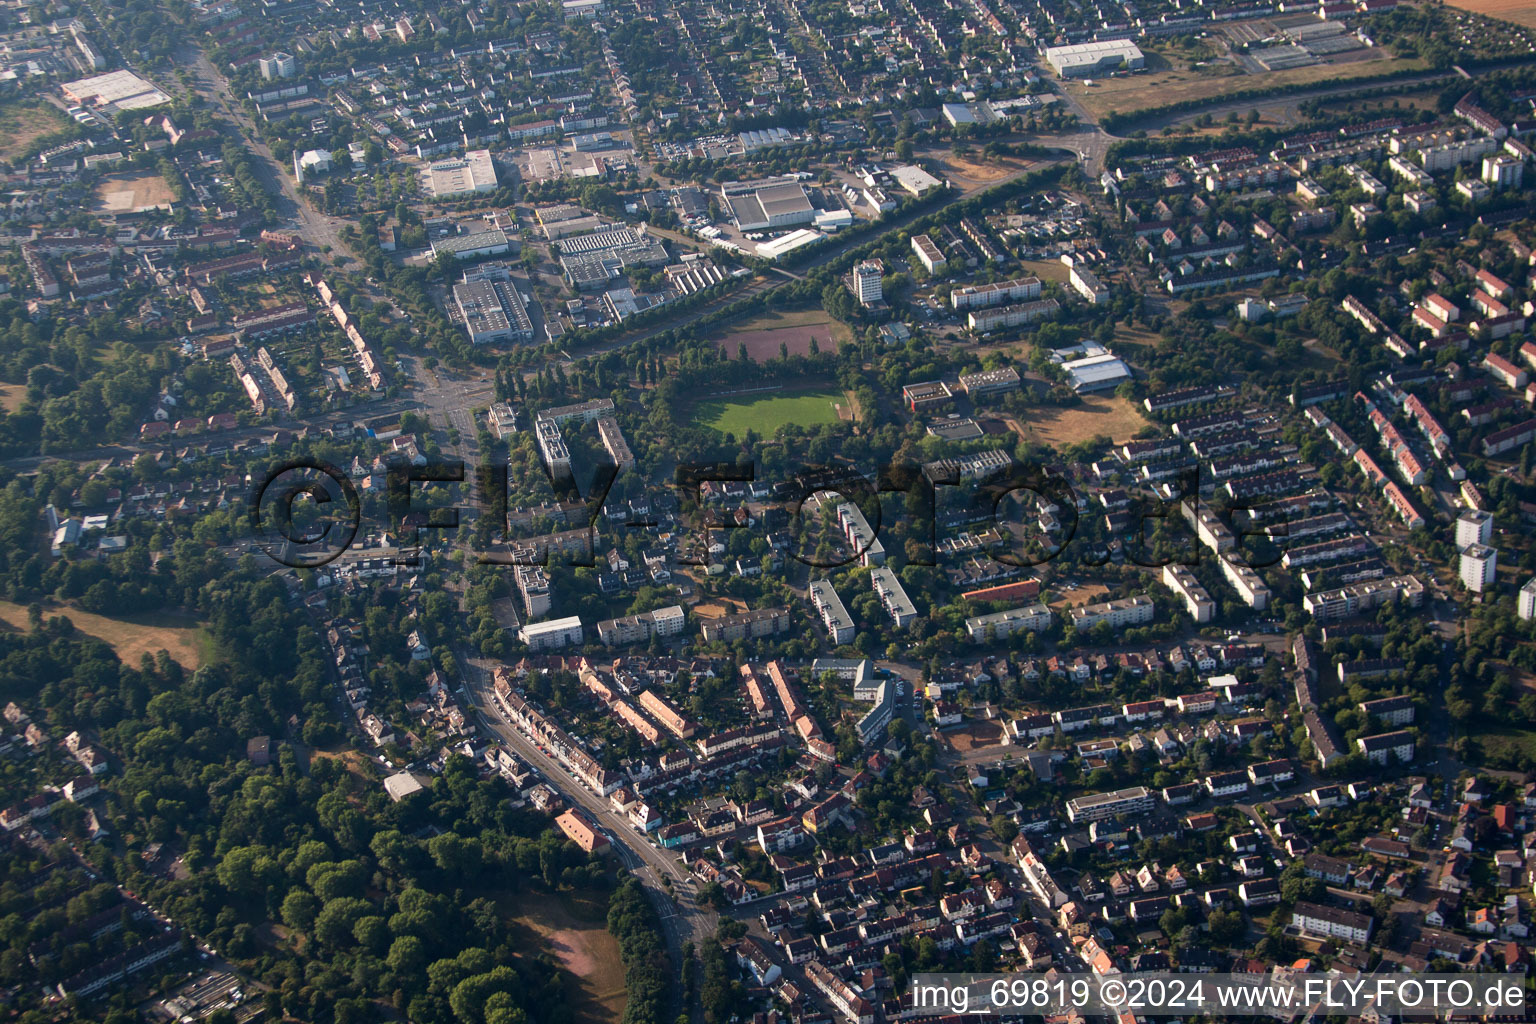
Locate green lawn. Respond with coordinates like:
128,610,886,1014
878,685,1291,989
694,388,844,436
1472,723,1536,764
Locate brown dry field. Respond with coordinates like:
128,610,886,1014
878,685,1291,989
719,320,848,362
0,383,26,412
692,599,748,618
501,890,627,1024
0,100,72,162
1051,583,1111,606
1066,51,1424,121
1020,259,1071,285
943,721,1006,751
1443,0,1536,27
0,600,208,669
932,151,1032,187
95,171,178,212
1010,393,1148,447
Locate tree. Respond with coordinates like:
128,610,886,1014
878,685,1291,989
280,888,320,932
388,934,428,975
313,896,369,948
990,814,1018,844
1207,908,1245,944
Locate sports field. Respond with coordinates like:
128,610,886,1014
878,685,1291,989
694,387,844,436
96,171,178,215
717,309,852,362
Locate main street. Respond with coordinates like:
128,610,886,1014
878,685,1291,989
180,45,357,264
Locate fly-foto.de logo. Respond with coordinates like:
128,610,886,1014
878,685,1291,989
247,456,1286,571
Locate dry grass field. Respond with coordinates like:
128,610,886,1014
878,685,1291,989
931,151,1032,188
1020,259,1072,285
1067,52,1425,121
1443,0,1536,28
943,721,1007,751
0,600,209,669
1051,582,1111,606
692,599,749,618
0,100,72,162
501,890,627,1024
1107,325,1165,361
1008,393,1148,447
95,171,178,215
0,383,27,413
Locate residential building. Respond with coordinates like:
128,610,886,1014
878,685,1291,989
1357,730,1415,766
1069,595,1155,632
1519,578,1536,620
852,260,883,306
1065,786,1155,824
911,234,947,274
595,605,686,646
966,605,1053,642
809,580,855,644
1291,901,1373,944
870,567,917,627
1460,543,1497,593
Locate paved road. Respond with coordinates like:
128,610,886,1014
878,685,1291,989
181,45,357,265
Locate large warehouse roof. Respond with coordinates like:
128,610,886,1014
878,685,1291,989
425,149,499,197
1062,352,1132,392
756,228,824,260
62,70,170,111
1043,39,1144,76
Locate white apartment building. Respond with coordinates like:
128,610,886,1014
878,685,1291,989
1161,564,1214,623
1065,786,1154,824
595,605,685,646
965,604,1053,642
1460,543,1497,593
1069,595,1155,632
870,567,917,628
950,276,1042,311
1520,577,1536,620
1291,902,1373,945
1455,509,1493,549
1068,263,1109,305
853,260,883,306
1357,730,1415,766
911,234,946,274
809,580,855,644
